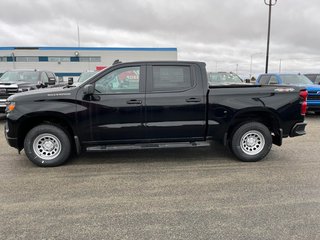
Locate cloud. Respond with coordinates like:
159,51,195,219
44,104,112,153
1,0,320,77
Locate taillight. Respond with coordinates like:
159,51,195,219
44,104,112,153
300,90,308,116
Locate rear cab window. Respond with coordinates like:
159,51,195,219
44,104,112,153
151,65,193,92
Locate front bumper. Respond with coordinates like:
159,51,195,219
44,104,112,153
0,99,6,113
4,121,18,149
290,122,307,137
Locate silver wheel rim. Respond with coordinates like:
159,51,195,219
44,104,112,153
33,133,62,160
240,130,265,155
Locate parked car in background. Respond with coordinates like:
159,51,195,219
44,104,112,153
207,72,244,85
0,70,57,112
304,74,320,85
78,71,96,83
256,73,320,114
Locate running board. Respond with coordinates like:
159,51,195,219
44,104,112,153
86,141,210,152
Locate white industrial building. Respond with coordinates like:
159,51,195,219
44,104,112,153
0,46,177,80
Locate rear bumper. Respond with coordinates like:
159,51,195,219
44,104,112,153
290,122,307,137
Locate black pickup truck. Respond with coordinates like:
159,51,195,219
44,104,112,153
4,61,307,167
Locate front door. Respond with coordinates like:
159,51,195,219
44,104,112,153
77,65,146,144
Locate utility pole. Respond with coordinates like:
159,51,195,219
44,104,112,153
77,24,80,47
264,0,277,73
279,58,282,73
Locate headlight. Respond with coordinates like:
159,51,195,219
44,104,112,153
5,102,15,113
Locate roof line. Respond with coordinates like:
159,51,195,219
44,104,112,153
0,46,177,52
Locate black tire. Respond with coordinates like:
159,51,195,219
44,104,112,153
230,122,272,162
24,124,71,167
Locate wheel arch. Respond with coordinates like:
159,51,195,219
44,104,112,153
17,112,77,152
225,109,282,146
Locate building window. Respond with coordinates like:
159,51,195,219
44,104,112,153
15,56,38,62
70,57,79,62
39,56,48,62
0,56,101,63
48,57,70,62
79,57,101,62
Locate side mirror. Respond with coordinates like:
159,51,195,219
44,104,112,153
68,77,74,85
48,77,56,85
83,84,94,95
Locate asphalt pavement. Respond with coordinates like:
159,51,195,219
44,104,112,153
0,114,320,240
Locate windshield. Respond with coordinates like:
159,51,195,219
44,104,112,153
281,74,313,85
78,72,96,83
207,72,243,85
0,71,40,83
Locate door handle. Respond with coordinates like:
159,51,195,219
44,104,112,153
126,99,142,105
185,97,201,103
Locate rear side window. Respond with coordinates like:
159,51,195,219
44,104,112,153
258,75,271,84
41,72,49,82
152,66,192,91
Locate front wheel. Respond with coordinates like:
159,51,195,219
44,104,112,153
24,124,71,167
230,122,272,162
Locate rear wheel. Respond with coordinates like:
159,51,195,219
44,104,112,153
230,122,272,162
24,124,71,167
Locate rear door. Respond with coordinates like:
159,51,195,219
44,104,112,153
145,63,206,141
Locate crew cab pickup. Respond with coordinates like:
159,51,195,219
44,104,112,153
5,61,307,167
256,73,320,114
0,70,57,112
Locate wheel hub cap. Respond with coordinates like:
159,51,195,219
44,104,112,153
246,137,256,147
43,141,55,151
240,130,265,155
33,133,62,160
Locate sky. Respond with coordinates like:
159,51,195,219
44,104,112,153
1,0,320,78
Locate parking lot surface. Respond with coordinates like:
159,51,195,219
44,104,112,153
1,115,320,240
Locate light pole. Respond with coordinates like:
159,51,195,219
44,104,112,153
264,0,277,73
250,52,263,78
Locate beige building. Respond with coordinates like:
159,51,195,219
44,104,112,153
0,46,177,80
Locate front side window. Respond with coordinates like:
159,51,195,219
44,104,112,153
281,74,313,85
0,71,40,83
259,75,271,84
207,72,243,85
152,66,192,91
94,66,140,94
268,76,278,84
